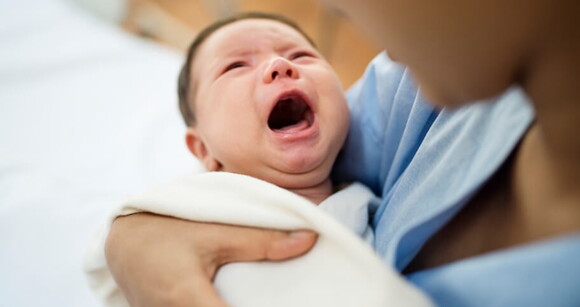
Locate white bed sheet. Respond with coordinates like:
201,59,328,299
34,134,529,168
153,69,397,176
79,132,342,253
0,0,201,305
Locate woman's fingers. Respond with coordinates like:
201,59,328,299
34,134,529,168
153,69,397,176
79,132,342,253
105,213,317,306
209,226,318,265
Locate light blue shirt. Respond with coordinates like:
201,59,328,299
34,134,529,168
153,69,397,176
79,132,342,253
333,53,580,306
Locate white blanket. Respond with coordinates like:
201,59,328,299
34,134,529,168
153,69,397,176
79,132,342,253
84,172,432,307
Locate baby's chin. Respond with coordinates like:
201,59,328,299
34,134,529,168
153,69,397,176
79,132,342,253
220,152,335,189
266,172,335,205
255,166,333,190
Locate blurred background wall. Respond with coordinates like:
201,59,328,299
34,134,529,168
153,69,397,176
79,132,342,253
71,0,380,88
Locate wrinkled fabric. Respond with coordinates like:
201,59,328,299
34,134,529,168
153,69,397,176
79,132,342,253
84,172,432,307
334,52,580,306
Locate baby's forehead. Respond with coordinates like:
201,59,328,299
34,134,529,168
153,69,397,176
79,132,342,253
191,19,314,81
202,19,312,55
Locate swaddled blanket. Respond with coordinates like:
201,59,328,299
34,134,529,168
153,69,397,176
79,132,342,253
84,172,432,307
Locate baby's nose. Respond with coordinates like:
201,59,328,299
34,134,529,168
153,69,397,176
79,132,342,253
263,58,299,83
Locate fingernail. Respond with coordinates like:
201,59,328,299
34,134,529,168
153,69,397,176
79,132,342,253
289,230,315,239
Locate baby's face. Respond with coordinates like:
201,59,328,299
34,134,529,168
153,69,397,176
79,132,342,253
187,19,349,190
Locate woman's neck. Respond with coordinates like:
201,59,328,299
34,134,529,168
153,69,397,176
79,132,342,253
521,16,580,188
513,12,580,233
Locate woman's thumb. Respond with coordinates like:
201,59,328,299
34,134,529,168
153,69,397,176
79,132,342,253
217,228,318,265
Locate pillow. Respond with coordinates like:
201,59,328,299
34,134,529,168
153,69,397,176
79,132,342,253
0,0,201,305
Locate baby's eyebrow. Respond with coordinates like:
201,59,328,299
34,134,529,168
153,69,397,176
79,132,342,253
223,48,257,58
221,40,305,58
274,41,306,53
205,49,253,74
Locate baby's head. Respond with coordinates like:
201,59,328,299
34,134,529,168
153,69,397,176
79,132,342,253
178,12,349,190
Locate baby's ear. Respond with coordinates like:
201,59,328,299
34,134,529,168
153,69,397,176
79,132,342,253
185,127,221,171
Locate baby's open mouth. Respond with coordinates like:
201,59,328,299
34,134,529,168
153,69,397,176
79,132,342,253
268,94,314,132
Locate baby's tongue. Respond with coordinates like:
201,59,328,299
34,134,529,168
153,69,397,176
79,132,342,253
274,119,309,133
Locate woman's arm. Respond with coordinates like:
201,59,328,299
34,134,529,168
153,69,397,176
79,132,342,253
105,213,317,306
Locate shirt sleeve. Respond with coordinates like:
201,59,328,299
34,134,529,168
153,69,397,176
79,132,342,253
332,52,439,197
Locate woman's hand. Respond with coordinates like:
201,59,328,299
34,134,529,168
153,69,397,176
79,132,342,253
105,213,317,307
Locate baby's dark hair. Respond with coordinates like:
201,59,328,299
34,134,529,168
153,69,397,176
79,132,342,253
177,12,317,126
